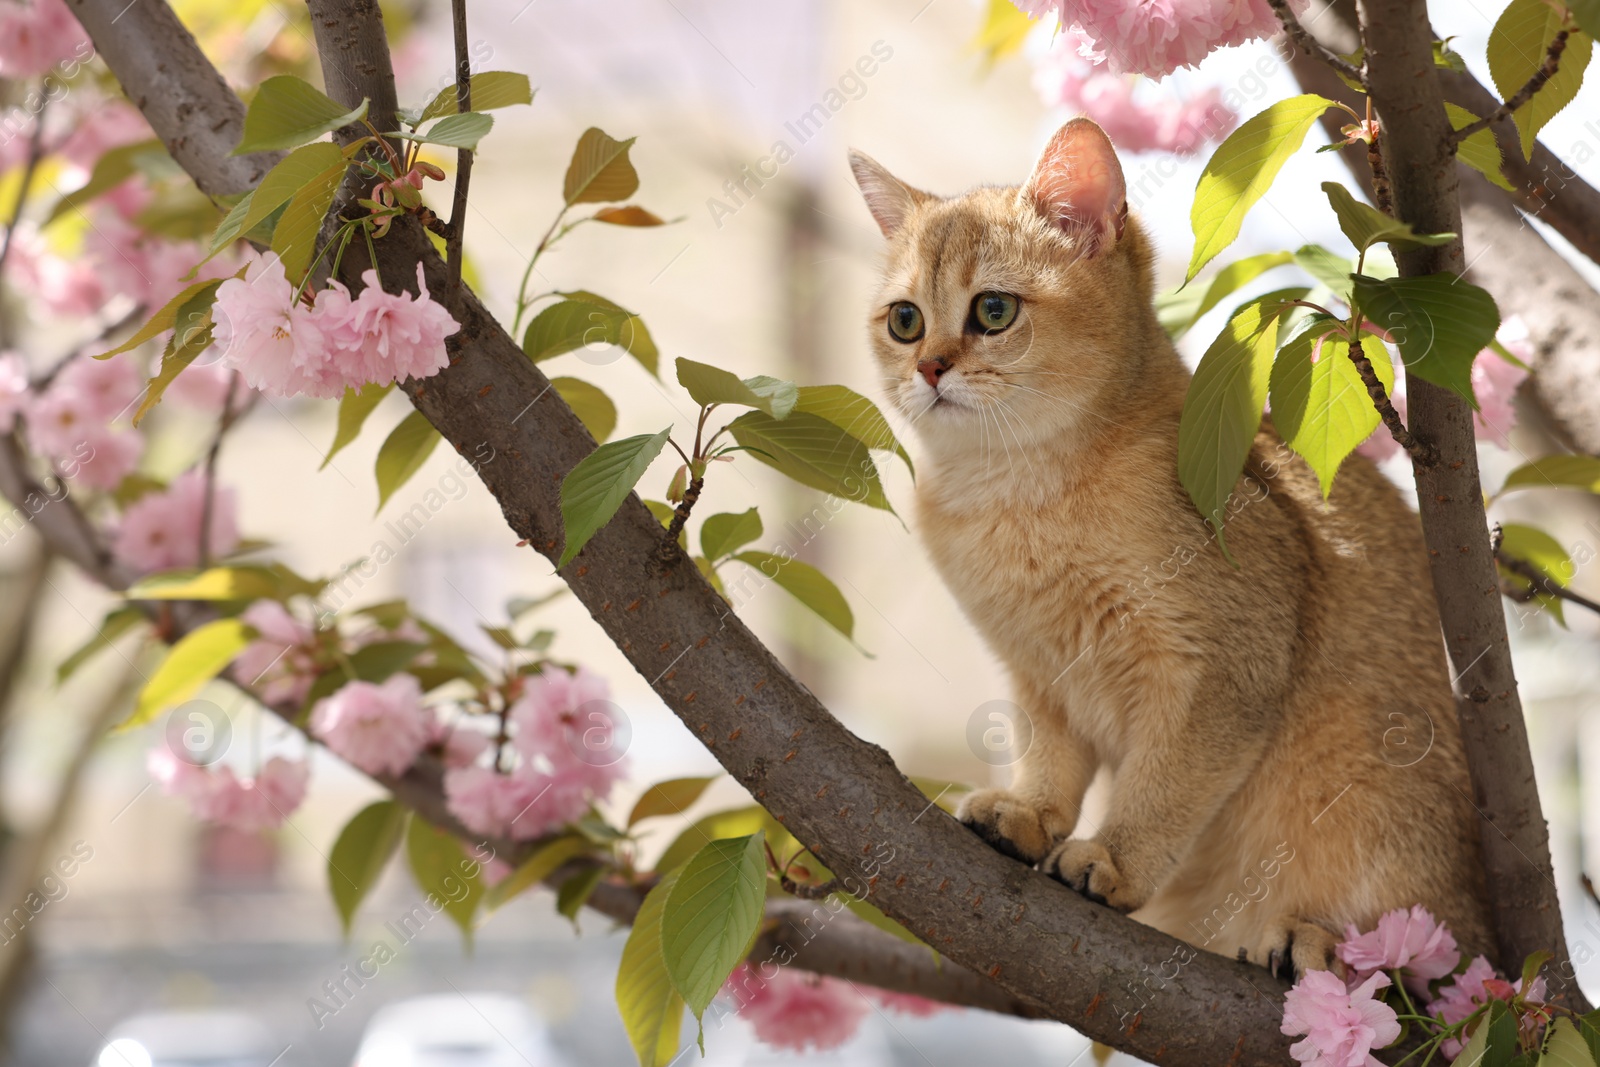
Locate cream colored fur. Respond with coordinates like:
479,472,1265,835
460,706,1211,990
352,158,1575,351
849,120,1491,977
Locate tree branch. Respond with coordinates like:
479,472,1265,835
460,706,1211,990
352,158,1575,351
1267,0,1363,84
64,0,1301,1059
1493,548,1600,618
444,0,472,302
1450,31,1568,145
1358,0,1584,1006
1343,336,1437,465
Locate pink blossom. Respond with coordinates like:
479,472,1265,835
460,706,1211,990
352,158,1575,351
443,764,566,840
232,601,319,707
65,426,143,490
54,355,142,422
111,467,238,573
310,673,430,777
724,965,869,1052
873,990,950,1017
212,253,342,399
0,353,28,433
1338,905,1460,994
0,0,90,79
510,666,617,766
480,856,512,888
9,235,105,317
25,383,99,458
87,217,206,310
162,360,250,411
428,715,493,769
56,101,151,171
1281,969,1400,1067
1014,0,1304,79
323,264,458,386
148,748,309,832
1428,956,1545,1059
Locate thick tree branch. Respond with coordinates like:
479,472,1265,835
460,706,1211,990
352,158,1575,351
1358,0,1583,1005
64,0,1300,1059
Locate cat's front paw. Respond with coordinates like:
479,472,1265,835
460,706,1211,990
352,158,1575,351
1240,918,1343,983
1043,839,1141,911
956,788,1052,865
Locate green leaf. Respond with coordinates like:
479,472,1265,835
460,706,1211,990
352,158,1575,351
791,384,913,476
271,157,349,284
550,376,618,443
1177,289,1305,541
674,358,798,419
484,835,593,911
561,290,660,377
1500,455,1600,495
324,384,395,470
1166,251,1294,340
56,605,147,684
328,801,406,936
1321,182,1456,253
1187,94,1335,280
558,429,673,568
1498,522,1572,625
234,75,369,155
374,410,443,513
699,509,763,561
126,565,290,602
523,300,635,365
46,139,168,225
655,806,781,877
1270,330,1393,498
1575,1010,1600,1065
405,816,483,942
95,278,228,360
399,112,494,150
133,285,221,426
418,71,534,123
1350,273,1500,404
617,870,686,1067
240,142,347,242
125,618,254,731
726,411,892,512
1570,0,1600,39
661,833,766,1021
629,776,720,827
556,866,604,923
563,127,640,205
1488,0,1592,160
731,551,854,639
1542,1018,1599,1067
1445,102,1516,193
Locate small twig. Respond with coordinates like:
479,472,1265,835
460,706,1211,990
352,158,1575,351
1266,0,1364,86
0,101,50,349
198,371,243,567
1365,102,1393,217
779,875,842,901
444,0,473,303
1494,546,1600,617
1344,338,1438,467
660,475,703,561
1452,31,1568,145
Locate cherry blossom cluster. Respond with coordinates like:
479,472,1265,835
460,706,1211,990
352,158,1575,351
1012,0,1306,79
721,963,947,1052
211,253,459,400
0,0,87,80
1282,905,1548,1065
148,748,309,833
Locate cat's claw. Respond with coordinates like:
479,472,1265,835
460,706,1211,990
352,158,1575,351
1042,839,1140,911
955,788,1052,865
1246,917,1342,982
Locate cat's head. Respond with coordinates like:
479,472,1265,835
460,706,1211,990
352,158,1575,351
850,119,1157,453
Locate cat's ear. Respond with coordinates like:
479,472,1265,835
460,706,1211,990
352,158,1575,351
1021,119,1127,256
848,150,928,238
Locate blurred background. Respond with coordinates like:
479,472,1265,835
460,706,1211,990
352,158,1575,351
1,0,1599,1064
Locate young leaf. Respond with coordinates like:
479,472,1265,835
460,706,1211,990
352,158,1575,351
484,835,593,912
731,550,854,639
1167,251,1295,340
126,565,289,602
556,866,604,923
791,384,913,476
234,75,369,155
324,383,395,470
1187,94,1335,280
125,618,254,731
133,285,221,425
56,605,147,684
628,776,720,827
564,127,640,205
1291,244,1361,297
558,429,673,567
418,71,534,123
654,807,785,877
1500,455,1600,495
1177,289,1305,541
374,410,443,512
1498,522,1573,625
551,376,619,442
95,278,228,360
1350,273,1500,404
1269,330,1393,498
1541,1018,1598,1067
726,411,892,512
594,205,667,226
405,816,483,942
675,358,798,419
1571,0,1600,38
1321,182,1456,253
523,300,631,363
699,509,762,562
617,870,686,1067
1444,102,1516,193
561,290,660,376
235,142,346,243
1487,0,1592,160
400,112,494,150
661,833,766,1021
271,158,349,283
46,139,168,225
328,801,407,936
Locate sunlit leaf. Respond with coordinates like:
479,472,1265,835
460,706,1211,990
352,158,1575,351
1165,251,1294,340
418,71,534,123
1444,102,1516,193
564,127,640,205
629,776,720,827
675,358,797,419
1269,331,1393,498
234,75,369,155
271,157,349,284
699,509,762,561
792,384,913,476
617,870,685,1067
125,618,253,731
96,278,226,360
1321,182,1456,253
1500,455,1600,495
661,833,766,1021
1350,273,1499,404
1487,0,1592,159
1498,522,1572,625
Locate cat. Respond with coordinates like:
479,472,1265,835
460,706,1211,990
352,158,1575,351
848,118,1492,979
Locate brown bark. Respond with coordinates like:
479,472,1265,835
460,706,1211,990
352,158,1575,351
1357,0,1583,1002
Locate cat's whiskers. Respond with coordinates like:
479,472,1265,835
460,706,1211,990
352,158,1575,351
993,379,1120,428
984,396,1040,483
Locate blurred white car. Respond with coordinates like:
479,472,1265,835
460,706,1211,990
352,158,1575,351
352,993,567,1067
90,1010,278,1067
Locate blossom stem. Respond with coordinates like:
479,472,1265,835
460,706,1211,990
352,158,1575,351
362,223,384,289
294,217,362,304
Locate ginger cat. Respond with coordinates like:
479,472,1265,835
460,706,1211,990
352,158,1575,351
849,119,1491,978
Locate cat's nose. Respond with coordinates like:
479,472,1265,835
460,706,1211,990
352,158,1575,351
916,357,950,388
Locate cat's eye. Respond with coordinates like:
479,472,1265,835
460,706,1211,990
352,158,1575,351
971,292,1019,333
887,301,924,343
